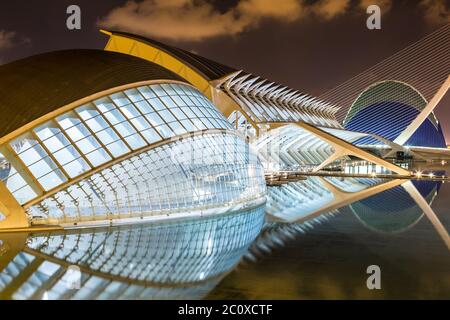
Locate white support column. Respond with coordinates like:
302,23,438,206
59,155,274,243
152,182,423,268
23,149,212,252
313,147,347,172
293,122,411,175
394,75,450,146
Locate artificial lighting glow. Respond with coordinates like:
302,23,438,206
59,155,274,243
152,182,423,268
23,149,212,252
429,172,434,178
415,171,423,178
371,172,377,177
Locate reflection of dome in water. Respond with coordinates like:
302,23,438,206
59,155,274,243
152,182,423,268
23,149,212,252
351,180,440,233
1,207,265,300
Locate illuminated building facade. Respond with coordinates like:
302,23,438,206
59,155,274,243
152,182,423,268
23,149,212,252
0,28,448,231
0,50,266,230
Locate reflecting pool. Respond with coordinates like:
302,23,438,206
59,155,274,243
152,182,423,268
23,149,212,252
0,177,449,299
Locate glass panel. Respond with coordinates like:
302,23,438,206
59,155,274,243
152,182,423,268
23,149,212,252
17,144,48,167
191,118,206,130
34,123,60,141
115,122,136,138
137,86,157,99
148,98,165,111
85,115,110,133
76,104,100,121
158,110,176,123
171,84,187,95
38,169,67,191
28,157,59,178
200,118,213,128
86,149,111,167
149,85,167,97
56,112,82,130
130,117,151,131
181,119,196,132
171,108,187,120
96,128,120,145
180,106,196,118
40,133,71,153
63,158,90,178
12,185,37,205
141,128,161,144
168,122,187,135
106,140,129,158
94,97,115,113
110,92,131,107
192,106,206,118
53,145,83,166
155,125,173,139
125,134,146,150
160,83,177,95
124,88,145,103
134,101,153,115
5,172,27,192
120,105,141,120
179,95,194,106
145,113,164,126
0,154,10,183
10,133,38,154
75,136,102,154
160,96,177,109
65,123,92,143
103,109,126,126
170,95,187,107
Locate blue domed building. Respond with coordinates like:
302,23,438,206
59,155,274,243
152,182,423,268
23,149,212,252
344,81,446,148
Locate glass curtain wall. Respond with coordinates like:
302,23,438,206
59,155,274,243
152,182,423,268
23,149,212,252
2,83,233,205
27,133,266,225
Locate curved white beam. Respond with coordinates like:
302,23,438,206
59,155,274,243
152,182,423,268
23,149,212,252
394,75,450,145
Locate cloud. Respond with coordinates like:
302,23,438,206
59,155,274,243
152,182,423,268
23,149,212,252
98,0,350,42
0,30,17,50
311,0,350,20
237,0,304,22
99,0,248,42
100,0,447,42
0,30,31,52
358,0,393,14
420,0,450,25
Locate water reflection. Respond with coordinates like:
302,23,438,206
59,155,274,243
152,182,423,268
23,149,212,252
0,176,449,300
351,180,439,234
247,178,449,260
210,178,449,299
0,207,265,300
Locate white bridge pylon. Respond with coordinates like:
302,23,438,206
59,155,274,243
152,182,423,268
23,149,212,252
394,75,450,146
402,181,450,251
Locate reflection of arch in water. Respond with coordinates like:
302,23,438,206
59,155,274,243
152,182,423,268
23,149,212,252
351,180,441,234
0,206,265,300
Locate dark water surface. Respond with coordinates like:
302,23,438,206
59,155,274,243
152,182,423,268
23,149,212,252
0,177,449,300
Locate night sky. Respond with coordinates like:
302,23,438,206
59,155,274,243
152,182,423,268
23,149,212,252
0,0,449,141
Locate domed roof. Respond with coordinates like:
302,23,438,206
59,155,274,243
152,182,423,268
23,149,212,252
0,49,186,139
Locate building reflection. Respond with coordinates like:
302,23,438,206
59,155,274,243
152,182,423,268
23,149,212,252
1,176,448,300
0,207,265,300
351,180,440,234
246,178,448,260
